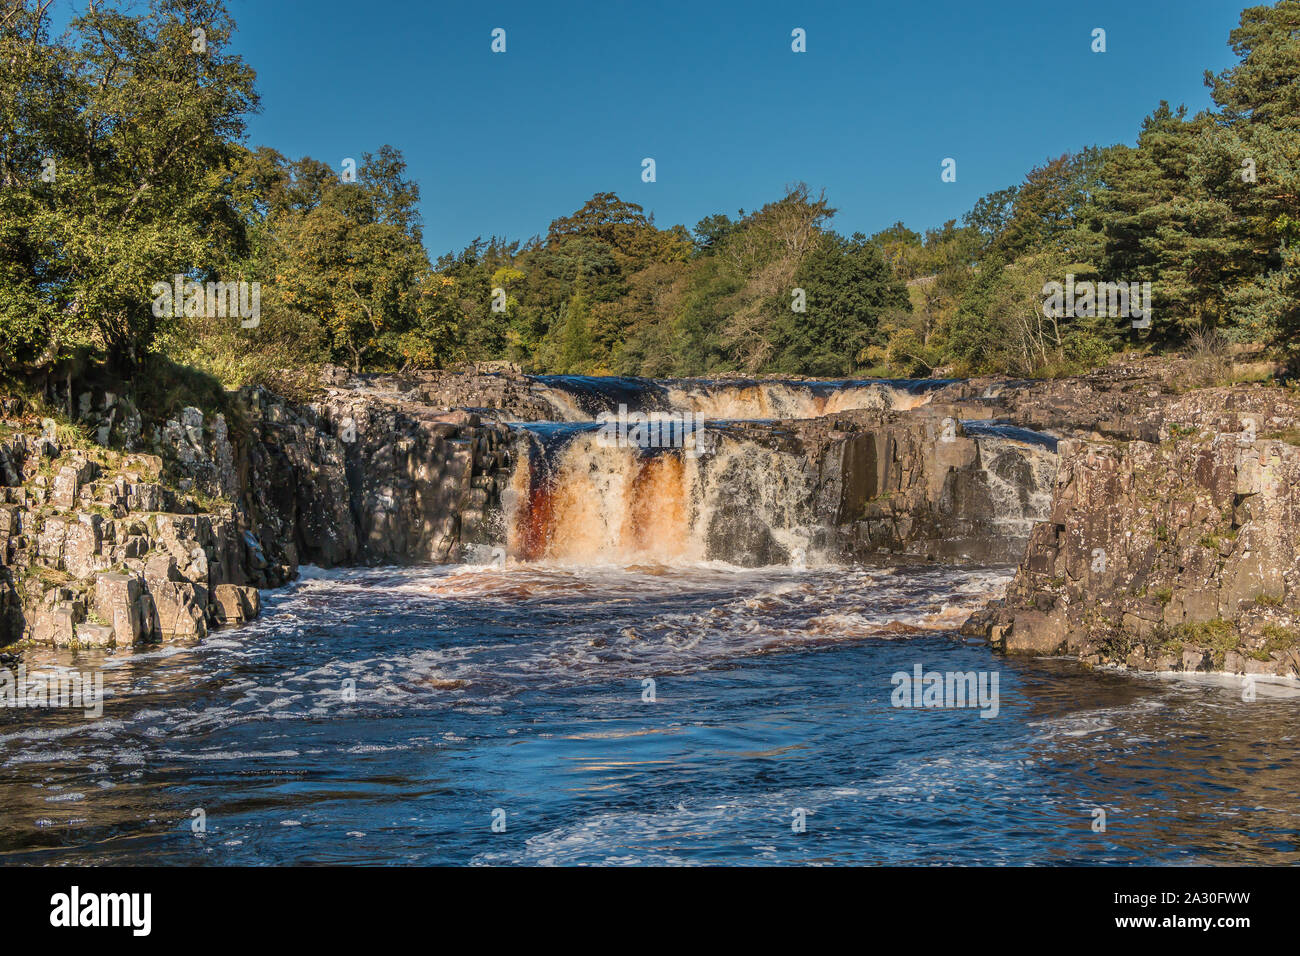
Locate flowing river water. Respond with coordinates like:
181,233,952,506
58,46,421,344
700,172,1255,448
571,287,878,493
1,377,1298,865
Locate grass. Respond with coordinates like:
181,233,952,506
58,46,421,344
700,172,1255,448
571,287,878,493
1173,618,1240,668
132,353,231,423
16,565,74,606
1261,624,1298,652
1097,625,1134,661
1260,427,1300,446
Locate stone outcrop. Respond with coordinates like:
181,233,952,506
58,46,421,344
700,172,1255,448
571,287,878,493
213,584,260,625
733,406,1058,564
5,354,1298,681
317,363,560,422
827,410,1053,564
242,385,510,568
965,377,1300,678
0,372,512,649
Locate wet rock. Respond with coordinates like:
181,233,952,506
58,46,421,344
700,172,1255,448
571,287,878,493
977,420,1300,677
213,584,260,625
76,623,115,647
148,579,207,639
94,573,143,645
707,503,789,567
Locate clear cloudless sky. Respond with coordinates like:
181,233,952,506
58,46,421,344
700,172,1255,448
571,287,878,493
133,0,1255,254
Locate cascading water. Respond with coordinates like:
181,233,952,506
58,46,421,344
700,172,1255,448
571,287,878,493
10,377,1287,867
963,422,1060,539
529,375,956,422
494,388,1063,569
502,424,819,566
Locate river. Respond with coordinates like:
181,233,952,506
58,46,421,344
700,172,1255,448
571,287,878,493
3,560,1297,865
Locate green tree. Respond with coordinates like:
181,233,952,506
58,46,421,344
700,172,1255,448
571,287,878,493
0,0,258,371
1203,0,1300,345
1100,103,1241,337
267,148,433,371
770,232,909,376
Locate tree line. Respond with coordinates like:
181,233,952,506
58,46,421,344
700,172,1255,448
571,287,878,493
1,0,1297,391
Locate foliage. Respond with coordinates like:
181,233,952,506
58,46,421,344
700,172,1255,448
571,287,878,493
1,0,1297,385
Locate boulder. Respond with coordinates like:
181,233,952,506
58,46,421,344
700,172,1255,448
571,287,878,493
148,579,208,639
30,605,80,646
76,623,116,647
36,515,69,568
62,514,104,580
212,584,261,625
94,572,144,645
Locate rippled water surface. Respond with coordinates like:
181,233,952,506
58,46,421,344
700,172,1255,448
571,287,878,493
2,562,1298,865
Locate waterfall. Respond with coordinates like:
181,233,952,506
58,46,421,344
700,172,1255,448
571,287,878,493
529,375,952,422
965,424,1059,538
484,380,1062,569
501,426,819,566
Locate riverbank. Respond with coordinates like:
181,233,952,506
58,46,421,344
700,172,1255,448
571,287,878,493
2,357,1299,679
4,560,1297,866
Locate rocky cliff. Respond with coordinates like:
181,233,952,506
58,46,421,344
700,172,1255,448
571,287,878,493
4,357,1299,681
0,375,510,649
966,381,1300,678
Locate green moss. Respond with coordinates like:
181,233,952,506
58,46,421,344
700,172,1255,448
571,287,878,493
1174,618,1239,668
16,565,72,605
1261,624,1298,651
1097,626,1134,661
1259,428,1300,446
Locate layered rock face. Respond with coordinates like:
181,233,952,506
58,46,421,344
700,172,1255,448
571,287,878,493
0,424,257,648
5,356,1299,680
793,406,1056,564
972,382,1300,677
241,385,510,569
500,402,1056,568
0,379,510,649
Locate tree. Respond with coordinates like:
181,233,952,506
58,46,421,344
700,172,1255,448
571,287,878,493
994,151,1107,266
1101,103,1242,337
692,213,738,254
267,149,431,371
0,0,258,371
770,232,909,376
963,186,1018,254
1203,0,1300,345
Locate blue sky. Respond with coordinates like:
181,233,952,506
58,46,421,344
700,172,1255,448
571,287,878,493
104,1,1258,254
